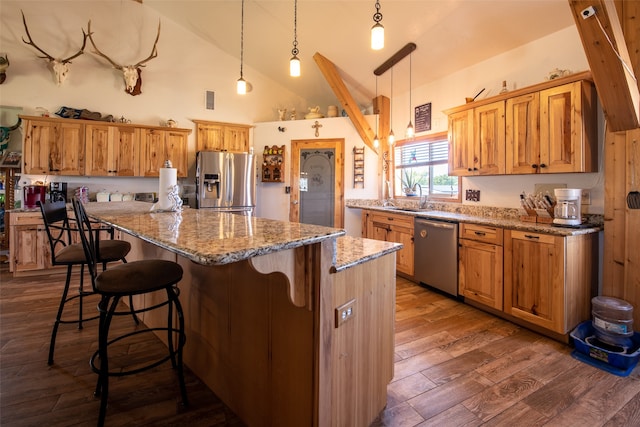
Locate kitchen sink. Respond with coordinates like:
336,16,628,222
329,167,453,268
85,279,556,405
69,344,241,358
380,206,423,213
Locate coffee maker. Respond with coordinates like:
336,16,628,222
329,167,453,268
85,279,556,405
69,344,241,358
50,182,68,203
553,188,582,226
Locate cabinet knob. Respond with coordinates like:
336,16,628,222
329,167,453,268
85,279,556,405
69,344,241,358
467,168,472,172
531,164,538,169
539,163,547,168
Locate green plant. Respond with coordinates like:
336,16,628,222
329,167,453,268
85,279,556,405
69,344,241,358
401,169,419,194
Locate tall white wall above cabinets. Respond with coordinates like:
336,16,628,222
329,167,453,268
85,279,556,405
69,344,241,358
253,117,379,236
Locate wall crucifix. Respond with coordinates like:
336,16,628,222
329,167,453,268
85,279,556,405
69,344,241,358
312,121,322,137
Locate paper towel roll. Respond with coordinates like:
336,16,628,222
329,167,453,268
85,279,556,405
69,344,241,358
152,167,178,211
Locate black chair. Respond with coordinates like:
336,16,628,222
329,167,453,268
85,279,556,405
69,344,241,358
37,200,133,365
72,198,188,427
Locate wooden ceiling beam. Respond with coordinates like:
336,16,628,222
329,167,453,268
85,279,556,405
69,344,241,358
569,0,639,131
313,52,378,154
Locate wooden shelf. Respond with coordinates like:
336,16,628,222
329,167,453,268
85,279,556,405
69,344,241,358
262,145,284,182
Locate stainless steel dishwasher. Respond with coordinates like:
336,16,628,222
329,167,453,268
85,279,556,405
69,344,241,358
414,218,458,297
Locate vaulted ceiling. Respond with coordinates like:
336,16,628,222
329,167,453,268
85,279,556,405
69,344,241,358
145,0,576,108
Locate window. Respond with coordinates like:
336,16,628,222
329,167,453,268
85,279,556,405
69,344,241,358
393,131,460,201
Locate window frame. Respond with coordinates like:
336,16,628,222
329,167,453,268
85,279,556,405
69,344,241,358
393,131,461,203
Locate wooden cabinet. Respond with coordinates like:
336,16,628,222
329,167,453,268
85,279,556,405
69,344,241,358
504,229,598,335
447,71,597,176
21,115,190,178
458,223,503,310
23,119,85,175
85,124,140,176
447,101,505,176
363,210,414,276
193,120,251,152
139,128,189,178
506,80,597,174
8,211,54,275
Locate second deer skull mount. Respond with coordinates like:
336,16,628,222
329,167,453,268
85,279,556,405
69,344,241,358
87,19,160,96
21,10,88,85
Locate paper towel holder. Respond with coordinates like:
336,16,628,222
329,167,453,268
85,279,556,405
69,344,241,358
164,160,173,168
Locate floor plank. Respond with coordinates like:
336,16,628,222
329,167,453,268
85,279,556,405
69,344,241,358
3,269,640,426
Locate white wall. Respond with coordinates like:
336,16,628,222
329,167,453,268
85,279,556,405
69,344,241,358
253,117,379,235
0,1,307,201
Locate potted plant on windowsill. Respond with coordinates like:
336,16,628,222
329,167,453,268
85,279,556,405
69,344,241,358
401,169,420,196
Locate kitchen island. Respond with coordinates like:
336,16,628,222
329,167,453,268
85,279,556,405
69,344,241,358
85,202,400,427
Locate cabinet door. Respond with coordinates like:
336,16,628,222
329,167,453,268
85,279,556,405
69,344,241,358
85,124,113,176
388,224,414,276
114,127,140,176
12,225,47,272
224,126,250,152
140,129,166,177
504,230,564,333
23,120,55,174
459,239,503,310
539,81,595,173
49,122,85,175
165,130,189,177
506,93,540,174
474,101,505,175
448,110,474,176
196,123,225,151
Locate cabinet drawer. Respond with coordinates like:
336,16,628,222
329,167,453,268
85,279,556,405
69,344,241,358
10,212,44,226
460,223,503,245
370,212,414,228
509,229,555,245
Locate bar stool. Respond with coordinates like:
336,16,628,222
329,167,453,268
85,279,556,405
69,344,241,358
72,198,188,427
38,200,133,365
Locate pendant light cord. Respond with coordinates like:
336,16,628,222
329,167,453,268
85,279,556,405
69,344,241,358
292,0,298,56
240,0,244,78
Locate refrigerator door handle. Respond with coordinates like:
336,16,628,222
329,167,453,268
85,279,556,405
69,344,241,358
225,153,234,205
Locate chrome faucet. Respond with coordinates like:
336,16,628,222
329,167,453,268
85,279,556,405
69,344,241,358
416,184,429,209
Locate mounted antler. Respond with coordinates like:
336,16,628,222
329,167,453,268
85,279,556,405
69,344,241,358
21,10,87,85
87,19,161,96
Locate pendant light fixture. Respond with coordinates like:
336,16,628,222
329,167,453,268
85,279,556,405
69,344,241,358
373,75,380,148
371,0,384,50
406,52,414,138
388,67,395,145
236,0,247,94
290,0,301,77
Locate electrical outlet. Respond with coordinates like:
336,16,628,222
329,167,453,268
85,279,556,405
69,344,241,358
581,6,596,19
581,189,591,205
335,299,356,327
465,189,480,202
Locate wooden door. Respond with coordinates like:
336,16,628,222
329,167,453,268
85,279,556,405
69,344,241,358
506,93,540,174
12,225,47,272
459,239,503,310
474,101,505,175
164,130,189,177
49,122,84,175
224,126,250,152
23,119,54,174
85,124,113,176
388,223,414,276
195,122,225,151
140,128,166,177
448,109,474,176
504,230,564,333
540,82,580,173
290,139,344,228
114,127,140,176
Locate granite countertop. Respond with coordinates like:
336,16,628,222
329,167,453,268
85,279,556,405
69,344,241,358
351,202,603,237
83,202,401,270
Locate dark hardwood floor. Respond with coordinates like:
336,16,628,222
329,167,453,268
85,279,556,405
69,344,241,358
2,265,640,426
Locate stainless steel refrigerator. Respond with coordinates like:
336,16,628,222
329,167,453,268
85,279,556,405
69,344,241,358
195,151,256,213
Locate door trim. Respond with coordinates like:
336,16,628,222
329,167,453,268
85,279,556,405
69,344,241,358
290,139,344,228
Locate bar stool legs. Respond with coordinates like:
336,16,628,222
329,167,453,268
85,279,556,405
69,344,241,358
92,285,188,427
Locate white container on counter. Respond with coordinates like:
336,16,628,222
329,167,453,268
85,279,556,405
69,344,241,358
96,191,110,202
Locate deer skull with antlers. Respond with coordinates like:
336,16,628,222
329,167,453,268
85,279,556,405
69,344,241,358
87,20,160,96
21,11,87,85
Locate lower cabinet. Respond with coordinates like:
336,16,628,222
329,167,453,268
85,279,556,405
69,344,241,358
504,230,598,335
362,210,414,277
458,223,503,310
8,211,54,275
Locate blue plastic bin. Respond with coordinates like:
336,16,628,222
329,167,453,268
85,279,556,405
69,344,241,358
570,321,640,377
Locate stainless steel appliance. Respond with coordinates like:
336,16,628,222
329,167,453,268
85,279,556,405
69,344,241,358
414,218,458,297
196,151,256,213
50,182,67,203
553,188,582,226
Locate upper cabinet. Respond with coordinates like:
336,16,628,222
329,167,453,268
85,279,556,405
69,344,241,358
23,119,85,175
193,120,252,152
446,71,597,176
21,116,190,178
